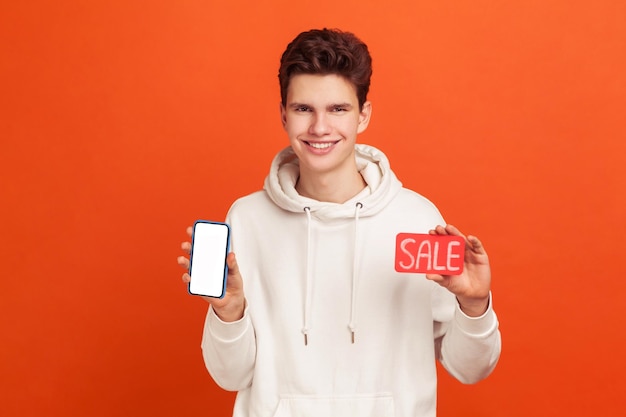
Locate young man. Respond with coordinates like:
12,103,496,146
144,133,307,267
178,28,501,417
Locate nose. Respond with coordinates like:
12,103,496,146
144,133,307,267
308,112,331,136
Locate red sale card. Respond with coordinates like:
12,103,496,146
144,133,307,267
395,233,465,274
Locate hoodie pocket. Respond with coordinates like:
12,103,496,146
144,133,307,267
271,393,395,417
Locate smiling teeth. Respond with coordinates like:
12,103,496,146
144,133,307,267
309,142,333,149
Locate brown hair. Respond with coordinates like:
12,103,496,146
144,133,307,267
278,28,372,109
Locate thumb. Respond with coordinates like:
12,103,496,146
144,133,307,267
225,252,244,293
226,252,239,276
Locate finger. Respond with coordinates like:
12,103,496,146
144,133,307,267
425,272,452,282
181,241,191,254
444,224,467,240
425,273,451,289
467,235,487,254
428,225,448,235
181,272,191,283
177,255,189,269
425,273,442,281
186,226,193,238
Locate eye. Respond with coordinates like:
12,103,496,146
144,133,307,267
331,106,348,112
295,106,311,112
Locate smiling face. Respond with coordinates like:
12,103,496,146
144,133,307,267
281,73,372,180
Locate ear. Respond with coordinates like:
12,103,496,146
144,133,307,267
279,102,287,130
357,101,372,134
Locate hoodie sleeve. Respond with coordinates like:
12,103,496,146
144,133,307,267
433,288,501,384
198,202,258,391
201,303,257,391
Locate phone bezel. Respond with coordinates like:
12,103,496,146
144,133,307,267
188,220,230,299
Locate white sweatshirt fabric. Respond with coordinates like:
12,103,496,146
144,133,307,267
201,144,501,417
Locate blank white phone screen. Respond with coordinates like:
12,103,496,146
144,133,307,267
189,222,229,297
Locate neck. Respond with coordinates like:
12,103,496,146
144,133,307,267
296,169,366,204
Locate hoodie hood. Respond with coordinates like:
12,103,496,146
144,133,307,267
264,144,403,218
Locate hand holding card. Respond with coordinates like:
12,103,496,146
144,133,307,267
412,224,492,317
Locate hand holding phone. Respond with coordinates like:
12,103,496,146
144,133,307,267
188,220,230,298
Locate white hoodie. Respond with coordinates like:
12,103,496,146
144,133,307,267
201,144,501,417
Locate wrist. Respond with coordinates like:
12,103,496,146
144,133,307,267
457,295,490,317
212,298,246,322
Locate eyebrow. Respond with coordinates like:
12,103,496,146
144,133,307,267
288,102,354,110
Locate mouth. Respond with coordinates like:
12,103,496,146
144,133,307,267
304,140,340,149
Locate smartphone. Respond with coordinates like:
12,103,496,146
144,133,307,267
188,220,230,298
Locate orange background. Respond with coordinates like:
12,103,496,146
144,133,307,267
1,1,625,415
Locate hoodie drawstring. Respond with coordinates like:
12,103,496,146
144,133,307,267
302,207,312,346
349,202,363,343
301,203,363,345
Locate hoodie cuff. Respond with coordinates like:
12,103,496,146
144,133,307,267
207,302,250,342
454,292,498,337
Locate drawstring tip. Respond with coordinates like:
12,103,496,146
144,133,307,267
351,331,355,344
304,333,308,346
